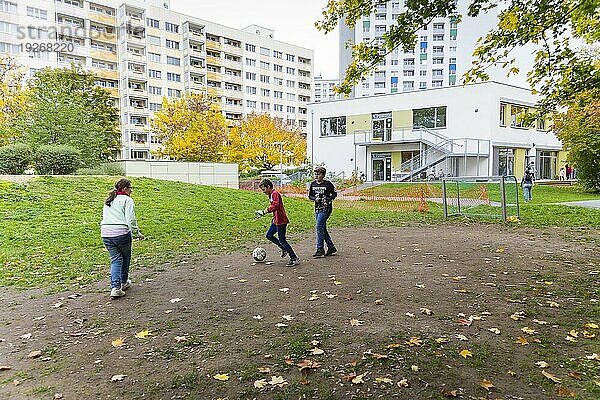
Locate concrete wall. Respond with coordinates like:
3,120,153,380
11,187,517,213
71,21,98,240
121,161,239,188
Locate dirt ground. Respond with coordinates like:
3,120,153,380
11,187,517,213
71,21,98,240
1,224,599,400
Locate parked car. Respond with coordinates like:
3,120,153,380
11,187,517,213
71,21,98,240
259,170,292,185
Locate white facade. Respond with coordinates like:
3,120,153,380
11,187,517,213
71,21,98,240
307,81,564,181
2,0,313,160
314,75,341,102
339,0,531,97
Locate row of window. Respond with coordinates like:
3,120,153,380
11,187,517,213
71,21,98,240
499,103,546,130
245,101,301,113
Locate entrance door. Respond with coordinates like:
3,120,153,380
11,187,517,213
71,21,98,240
372,153,392,181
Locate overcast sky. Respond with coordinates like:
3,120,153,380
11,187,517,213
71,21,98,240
171,0,339,79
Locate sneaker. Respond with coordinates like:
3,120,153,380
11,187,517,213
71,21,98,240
325,246,337,256
121,279,132,291
110,287,125,298
280,248,288,258
312,249,326,258
286,258,300,267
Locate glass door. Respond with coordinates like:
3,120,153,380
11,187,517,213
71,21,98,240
372,159,384,181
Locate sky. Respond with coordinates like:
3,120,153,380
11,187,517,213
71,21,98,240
171,0,339,79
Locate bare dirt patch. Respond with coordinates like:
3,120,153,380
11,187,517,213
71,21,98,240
0,224,599,399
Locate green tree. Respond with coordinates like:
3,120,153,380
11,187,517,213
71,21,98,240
152,93,228,162
0,56,29,145
16,65,120,166
554,90,600,192
317,0,600,113
225,113,307,171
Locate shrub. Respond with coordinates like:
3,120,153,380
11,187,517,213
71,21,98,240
0,143,33,174
34,145,81,175
76,162,124,176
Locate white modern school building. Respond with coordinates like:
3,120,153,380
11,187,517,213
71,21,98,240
307,81,566,181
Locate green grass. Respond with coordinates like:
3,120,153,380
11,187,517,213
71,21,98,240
1,176,599,290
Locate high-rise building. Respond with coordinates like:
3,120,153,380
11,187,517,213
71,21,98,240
339,1,523,97
313,75,341,103
2,0,313,159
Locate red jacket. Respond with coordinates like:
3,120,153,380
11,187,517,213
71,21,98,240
266,190,289,225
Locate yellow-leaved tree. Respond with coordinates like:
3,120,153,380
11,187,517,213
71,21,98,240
152,93,227,161
225,113,306,172
0,56,29,145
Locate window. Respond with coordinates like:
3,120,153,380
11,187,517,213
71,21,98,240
320,116,346,137
419,82,427,89
245,72,256,80
0,21,17,34
510,105,527,128
148,52,160,62
260,75,269,83
246,86,257,95
419,70,427,76
499,103,506,126
432,69,443,77
261,102,270,111
146,18,159,28
286,80,295,88
433,34,444,41
363,20,370,33
403,59,415,66
165,39,179,49
449,46,457,52
166,56,180,66
260,46,270,56
403,70,414,76
147,35,160,45
149,86,162,95
286,67,295,75
273,50,282,59
260,61,270,70
413,106,447,128
274,104,283,112
286,93,296,101
274,77,283,86
261,88,270,97
167,72,181,82
403,81,414,91
433,58,444,64
286,106,296,113
245,58,256,67
246,100,256,108
274,64,283,72
89,4,114,16
245,43,256,52
168,88,181,98
148,69,161,79
433,23,445,30
431,80,442,87
27,6,47,19
0,0,16,11
165,22,178,33
274,91,283,99
286,54,295,62
150,103,162,111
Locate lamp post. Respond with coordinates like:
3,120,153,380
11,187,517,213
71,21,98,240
272,141,284,186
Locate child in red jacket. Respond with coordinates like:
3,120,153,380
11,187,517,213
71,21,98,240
256,179,299,267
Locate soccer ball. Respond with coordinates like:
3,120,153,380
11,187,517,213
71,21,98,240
252,247,267,262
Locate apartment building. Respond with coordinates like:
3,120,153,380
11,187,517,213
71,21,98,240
1,0,313,159
314,75,342,103
339,0,512,97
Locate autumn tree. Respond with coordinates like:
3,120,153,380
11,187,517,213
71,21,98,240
0,56,29,145
225,113,307,172
554,90,600,192
152,93,228,162
316,0,600,113
15,65,120,166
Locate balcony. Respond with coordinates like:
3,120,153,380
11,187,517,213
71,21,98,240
90,68,119,80
223,74,242,85
127,105,149,115
126,34,145,44
206,55,222,66
223,58,241,69
126,52,147,63
90,50,117,62
55,2,86,19
93,32,116,43
126,16,144,28
206,71,221,81
207,87,222,97
222,43,242,55
189,63,205,73
128,86,147,96
89,12,116,26
206,40,221,50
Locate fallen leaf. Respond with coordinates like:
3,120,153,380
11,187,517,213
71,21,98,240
397,378,409,387
253,315,263,320
405,312,415,318
275,323,288,328
480,378,494,391
556,387,576,397
349,318,363,326
282,315,295,321
308,294,320,301
0,366,11,371
278,288,290,293
510,311,526,321
435,337,450,343
569,330,579,338
459,349,473,358
405,337,422,347
375,299,384,305
515,336,529,345
309,347,324,355
457,318,472,327
254,379,268,389
565,336,577,343
585,353,599,360
488,328,501,335
268,375,287,387
169,298,183,303
387,343,401,348
135,330,151,339
420,308,433,315
27,350,42,359
174,336,188,343
213,373,229,381
568,371,582,380
585,322,599,329
411,365,419,371
536,361,549,368
20,333,32,340
542,370,562,383
111,374,126,382
52,302,63,308
547,301,560,308
296,359,320,371
456,334,469,341
583,331,596,339
533,319,548,325
111,338,125,348
375,377,393,384
351,374,365,384
522,327,537,335
258,367,270,373
372,353,388,359
442,388,462,397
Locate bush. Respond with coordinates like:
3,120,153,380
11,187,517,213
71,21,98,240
0,143,33,174
34,145,81,175
76,162,124,176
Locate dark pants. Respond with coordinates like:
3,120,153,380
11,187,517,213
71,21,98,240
102,233,132,289
266,223,297,259
315,210,335,251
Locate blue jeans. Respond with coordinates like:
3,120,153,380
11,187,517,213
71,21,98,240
266,223,297,259
102,233,132,289
523,184,532,202
315,210,334,251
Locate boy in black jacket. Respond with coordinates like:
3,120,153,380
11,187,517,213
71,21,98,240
308,166,337,258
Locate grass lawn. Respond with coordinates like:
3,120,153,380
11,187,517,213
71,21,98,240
1,176,599,290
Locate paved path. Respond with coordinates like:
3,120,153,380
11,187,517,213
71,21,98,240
556,200,600,209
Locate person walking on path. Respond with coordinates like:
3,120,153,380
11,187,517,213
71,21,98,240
566,164,572,180
256,179,299,267
308,166,338,258
559,167,566,181
101,178,144,299
521,170,535,202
